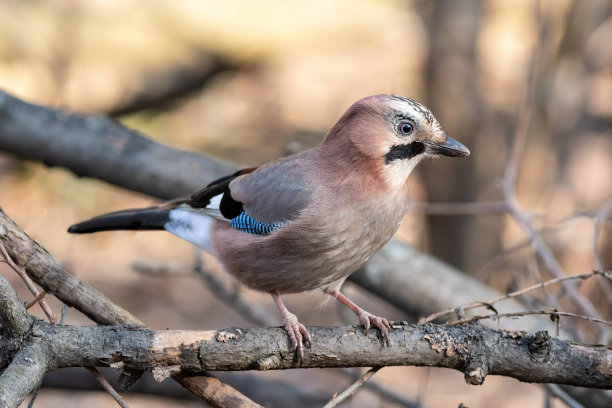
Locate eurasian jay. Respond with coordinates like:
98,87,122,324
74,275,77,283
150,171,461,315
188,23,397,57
68,94,469,359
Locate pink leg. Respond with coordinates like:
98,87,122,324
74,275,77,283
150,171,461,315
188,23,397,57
272,292,311,361
329,290,391,345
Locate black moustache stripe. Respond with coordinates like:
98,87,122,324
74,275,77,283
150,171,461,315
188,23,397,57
384,142,425,164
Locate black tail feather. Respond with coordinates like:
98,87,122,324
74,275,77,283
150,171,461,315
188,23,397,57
68,207,170,234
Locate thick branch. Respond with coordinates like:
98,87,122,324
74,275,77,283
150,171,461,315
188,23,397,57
0,207,143,326
0,208,261,407
0,274,47,407
17,320,612,389
0,272,31,346
0,90,235,199
0,338,49,408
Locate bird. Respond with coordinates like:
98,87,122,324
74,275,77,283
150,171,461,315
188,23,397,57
68,94,469,360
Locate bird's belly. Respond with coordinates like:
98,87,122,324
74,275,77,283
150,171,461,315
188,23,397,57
210,214,399,294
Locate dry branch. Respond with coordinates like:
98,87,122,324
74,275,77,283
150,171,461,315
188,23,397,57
1,308,611,390
0,209,259,406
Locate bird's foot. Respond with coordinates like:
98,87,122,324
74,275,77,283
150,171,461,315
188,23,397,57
272,292,311,362
357,310,391,346
328,290,391,346
281,310,311,362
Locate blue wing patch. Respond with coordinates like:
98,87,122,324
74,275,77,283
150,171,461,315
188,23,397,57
230,212,284,235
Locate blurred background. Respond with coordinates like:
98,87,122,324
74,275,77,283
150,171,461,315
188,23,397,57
0,0,611,407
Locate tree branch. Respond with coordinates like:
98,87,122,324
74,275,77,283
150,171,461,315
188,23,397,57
3,319,612,390
0,208,258,406
0,90,235,200
0,207,143,327
0,274,46,408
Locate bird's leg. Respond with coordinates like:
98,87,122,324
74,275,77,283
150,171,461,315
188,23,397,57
271,292,311,361
329,289,391,345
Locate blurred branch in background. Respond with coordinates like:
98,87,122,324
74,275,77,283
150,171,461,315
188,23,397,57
108,54,242,117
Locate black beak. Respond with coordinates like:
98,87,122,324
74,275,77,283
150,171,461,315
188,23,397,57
424,136,470,157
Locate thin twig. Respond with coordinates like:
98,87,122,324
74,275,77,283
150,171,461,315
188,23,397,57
60,305,68,324
338,368,422,408
26,379,43,408
545,384,585,408
86,368,130,408
499,0,605,328
475,212,592,281
591,199,612,305
506,199,605,320
448,308,612,327
25,291,47,311
420,270,611,324
324,367,382,408
191,249,275,327
0,241,57,323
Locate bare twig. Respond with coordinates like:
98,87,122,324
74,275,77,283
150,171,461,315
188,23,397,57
338,368,422,408
475,213,591,281
449,308,612,328
504,0,544,189
591,199,612,305
85,368,130,408
420,270,611,324
0,241,57,323
175,374,263,408
545,384,586,408
191,250,275,327
26,380,43,408
24,291,47,311
499,0,605,329
324,367,382,408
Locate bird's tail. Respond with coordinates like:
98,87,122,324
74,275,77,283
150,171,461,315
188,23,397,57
67,207,170,234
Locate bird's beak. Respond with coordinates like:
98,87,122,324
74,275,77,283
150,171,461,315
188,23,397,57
424,136,470,157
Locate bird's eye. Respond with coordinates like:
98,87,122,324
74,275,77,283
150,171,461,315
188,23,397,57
398,122,414,135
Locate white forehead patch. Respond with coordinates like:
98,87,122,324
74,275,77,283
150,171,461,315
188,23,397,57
386,96,443,133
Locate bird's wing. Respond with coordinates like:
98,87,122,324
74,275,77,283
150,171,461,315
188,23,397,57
183,167,258,220
227,155,313,225
185,153,313,227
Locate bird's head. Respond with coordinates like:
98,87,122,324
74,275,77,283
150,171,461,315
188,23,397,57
324,94,470,187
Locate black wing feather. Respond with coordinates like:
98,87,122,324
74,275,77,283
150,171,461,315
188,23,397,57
188,167,257,219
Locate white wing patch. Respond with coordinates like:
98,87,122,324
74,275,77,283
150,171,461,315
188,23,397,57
208,193,222,210
165,207,216,252
191,193,227,221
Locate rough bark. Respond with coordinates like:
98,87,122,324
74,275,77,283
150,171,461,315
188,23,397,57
0,208,144,327
3,315,612,390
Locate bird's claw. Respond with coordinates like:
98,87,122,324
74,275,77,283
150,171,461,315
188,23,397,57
358,311,391,346
282,310,311,362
